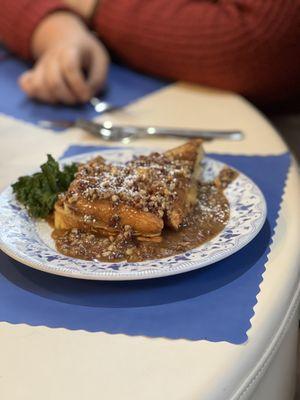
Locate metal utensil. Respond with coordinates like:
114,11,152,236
89,97,123,114
39,118,244,141
38,99,123,130
77,119,244,141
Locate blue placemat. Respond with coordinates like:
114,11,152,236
0,145,291,344
0,47,167,125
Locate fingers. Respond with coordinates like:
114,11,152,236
19,53,83,104
86,43,109,94
18,40,109,105
19,67,56,103
44,59,78,104
61,48,91,102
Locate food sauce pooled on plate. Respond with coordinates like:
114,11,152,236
52,168,237,263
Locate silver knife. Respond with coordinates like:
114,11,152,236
75,119,244,141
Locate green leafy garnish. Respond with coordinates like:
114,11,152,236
12,155,78,218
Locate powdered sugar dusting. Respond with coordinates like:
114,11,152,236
65,152,194,217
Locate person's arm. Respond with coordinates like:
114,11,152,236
91,0,300,102
0,0,72,59
20,11,109,104
0,1,109,104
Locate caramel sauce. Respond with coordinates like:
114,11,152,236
52,178,231,263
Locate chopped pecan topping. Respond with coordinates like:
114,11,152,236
65,152,194,218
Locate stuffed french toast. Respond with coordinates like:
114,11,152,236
50,140,236,262
13,139,236,262
54,139,204,240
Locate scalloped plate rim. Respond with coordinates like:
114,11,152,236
0,148,267,281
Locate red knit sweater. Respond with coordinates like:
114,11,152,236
0,0,299,102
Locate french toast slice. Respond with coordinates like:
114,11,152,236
164,140,203,229
54,139,203,238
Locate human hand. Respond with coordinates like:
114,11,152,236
19,12,109,104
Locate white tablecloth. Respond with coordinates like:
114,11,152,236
0,83,299,400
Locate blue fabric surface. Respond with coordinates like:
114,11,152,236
0,145,291,344
0,49,167,125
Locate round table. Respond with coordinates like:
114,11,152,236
0,83,299,400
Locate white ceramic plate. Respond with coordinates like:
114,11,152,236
0,148,267,280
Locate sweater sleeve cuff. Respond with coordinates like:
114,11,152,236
12,1,75,60
91,0,112,35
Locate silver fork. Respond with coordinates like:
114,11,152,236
39,118,244,141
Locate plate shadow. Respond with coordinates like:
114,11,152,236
0,221,271,308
